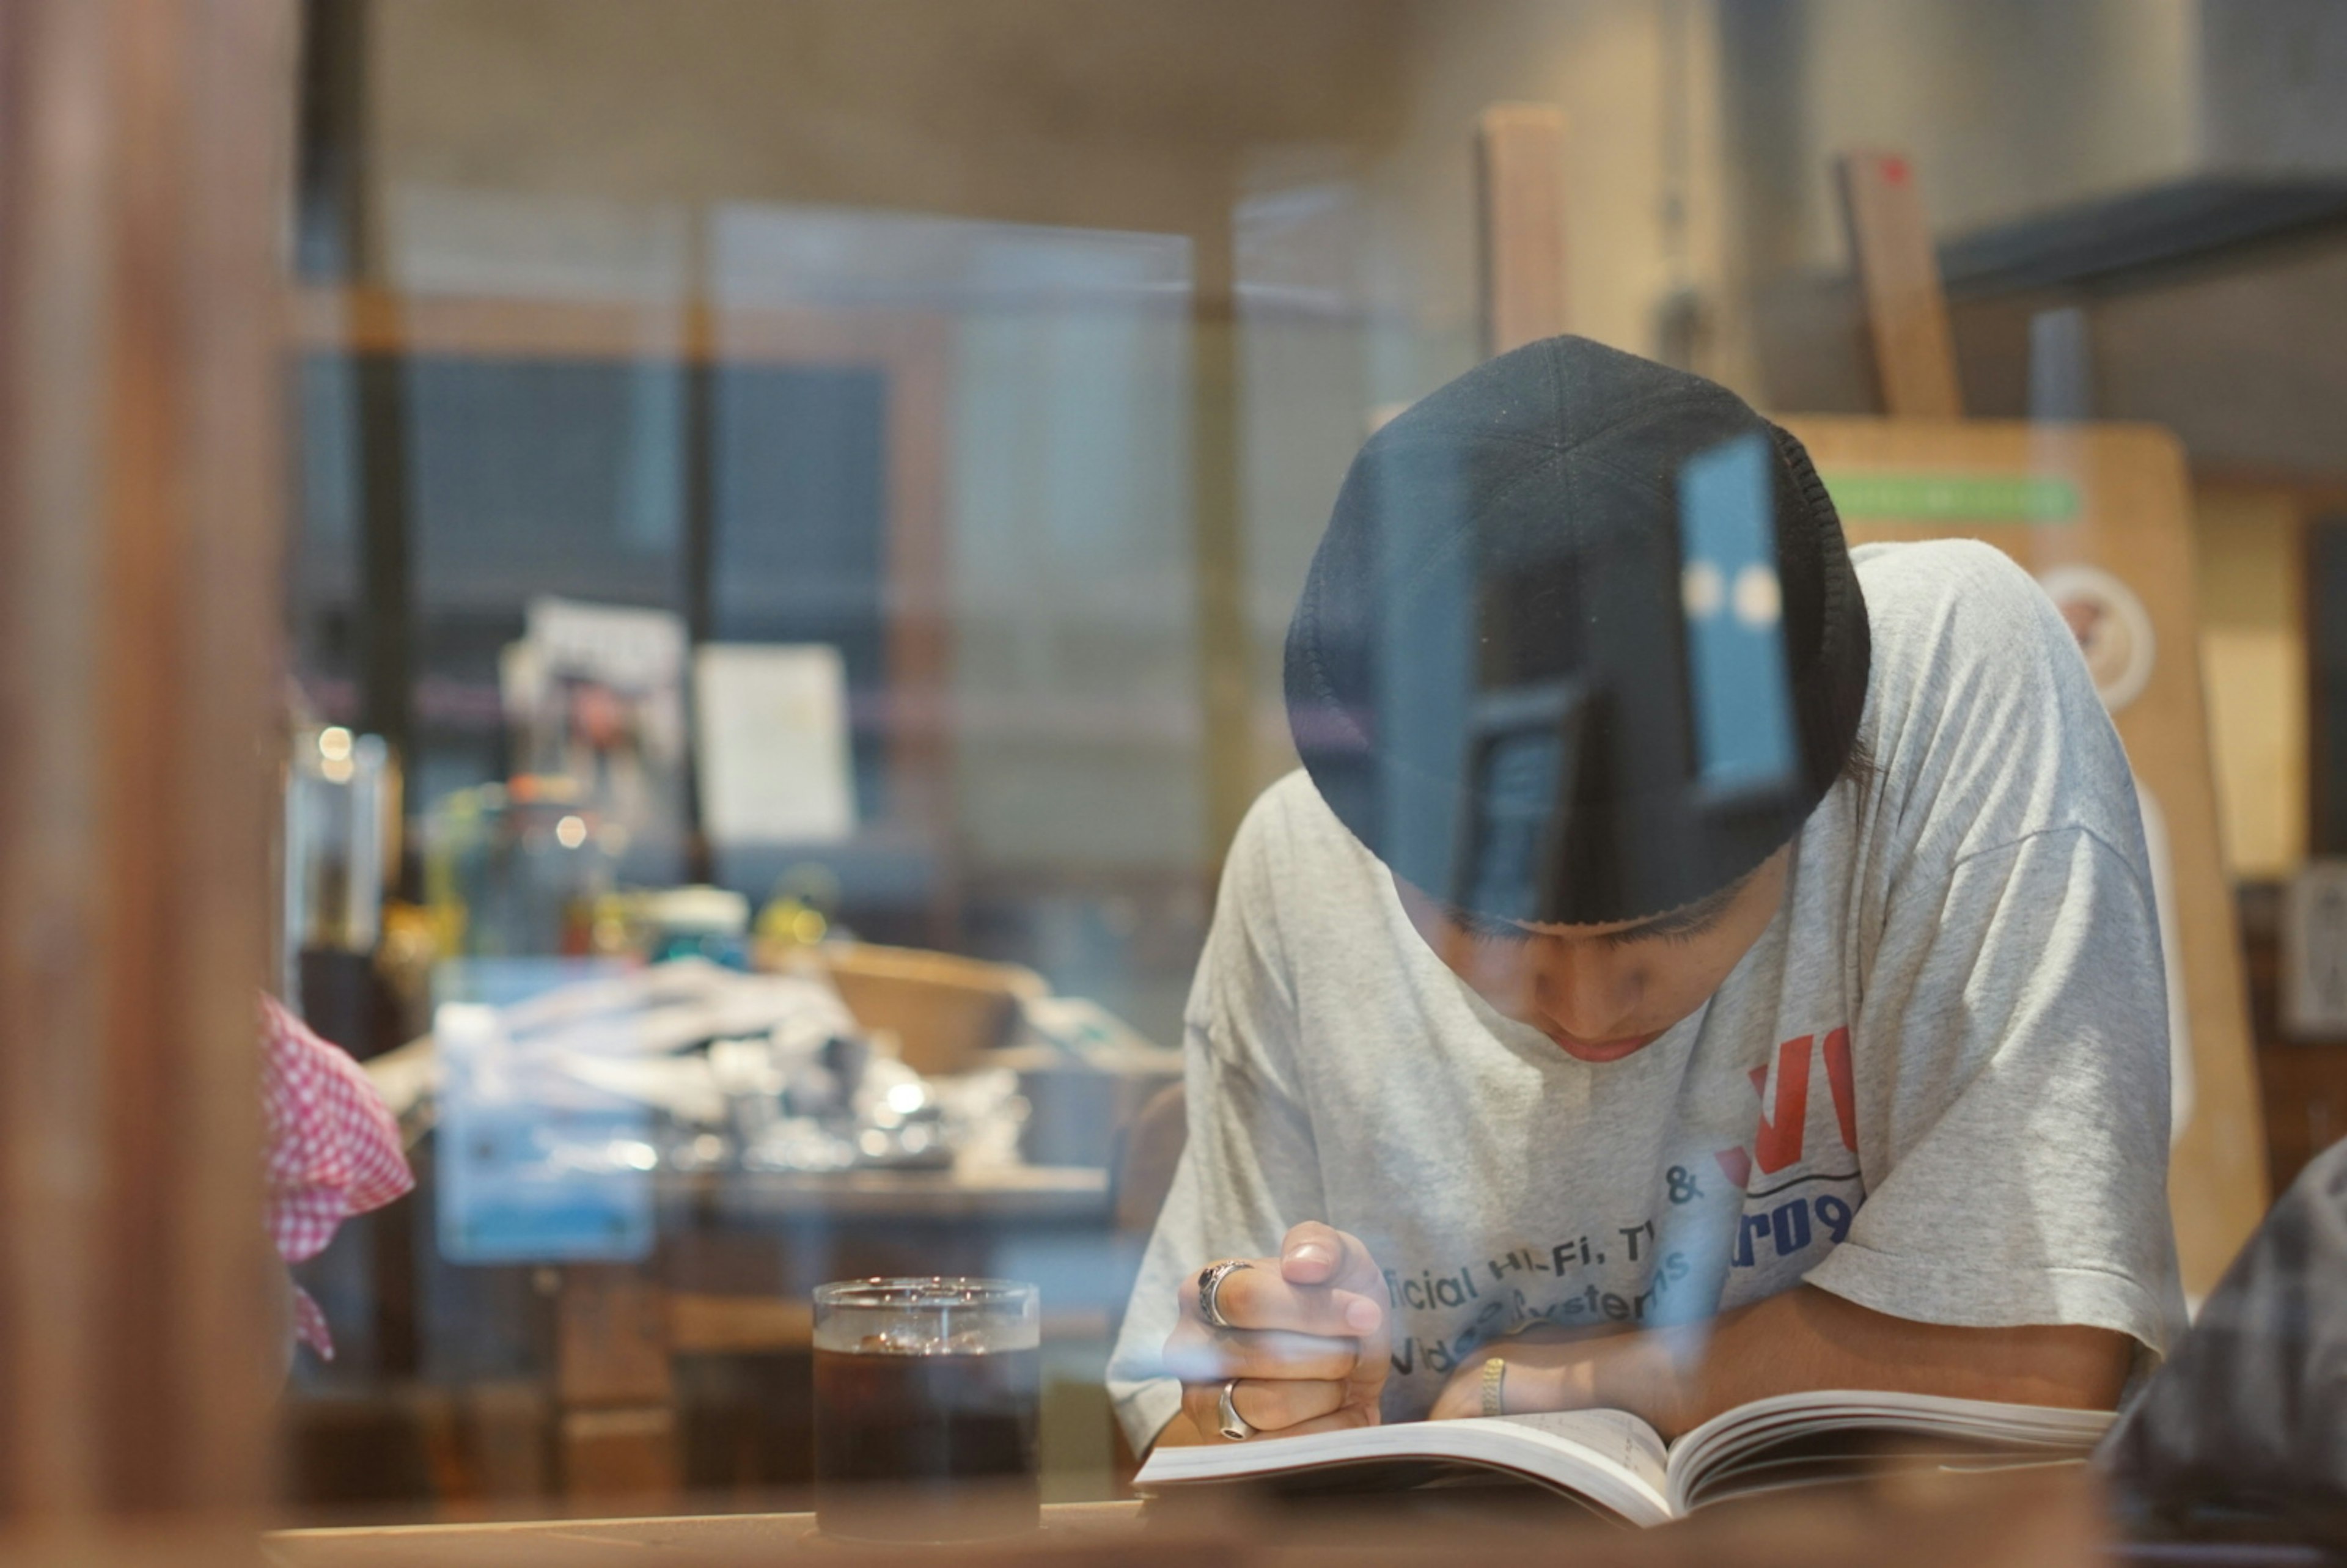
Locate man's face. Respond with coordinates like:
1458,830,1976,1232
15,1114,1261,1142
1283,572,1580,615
1393,845,1791,1064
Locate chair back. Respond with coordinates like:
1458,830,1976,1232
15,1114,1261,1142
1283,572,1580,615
1112,1082,1188,1235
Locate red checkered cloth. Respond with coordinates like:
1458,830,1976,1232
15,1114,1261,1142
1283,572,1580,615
260,994,414,1358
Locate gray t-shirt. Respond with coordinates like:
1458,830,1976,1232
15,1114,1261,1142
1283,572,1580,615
1107,539,2188,1450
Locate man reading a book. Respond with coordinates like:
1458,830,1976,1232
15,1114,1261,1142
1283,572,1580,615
1107,336,2186,1451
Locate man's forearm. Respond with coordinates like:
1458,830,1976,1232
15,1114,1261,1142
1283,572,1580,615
1524,1286,2133,1438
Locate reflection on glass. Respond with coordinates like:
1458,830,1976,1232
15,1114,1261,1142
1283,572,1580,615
252,0,2347,1540
1677,431,1796,794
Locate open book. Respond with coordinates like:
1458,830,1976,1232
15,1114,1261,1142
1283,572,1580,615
1134,1391,2112,1526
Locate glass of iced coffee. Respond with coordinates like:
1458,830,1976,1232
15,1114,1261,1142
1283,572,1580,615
811,1277,1043,1542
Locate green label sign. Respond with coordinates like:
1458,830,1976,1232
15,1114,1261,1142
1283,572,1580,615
1818,471,2080,526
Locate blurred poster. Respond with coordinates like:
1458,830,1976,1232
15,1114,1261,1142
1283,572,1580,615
503,597,689,871
2038,565,2155,714
2285,860,2347,1040
693,643,856,845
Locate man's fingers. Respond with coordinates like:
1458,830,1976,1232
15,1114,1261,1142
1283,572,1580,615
1188,1262,1383,1338
1160,1325,1361,1384
1180,1377,1346,1437
1233,1377,1346,1431
1279,1223,1379,1294
1267,1402,1380,1438
1172,1235,1394,1439
1278,1222,1346,1283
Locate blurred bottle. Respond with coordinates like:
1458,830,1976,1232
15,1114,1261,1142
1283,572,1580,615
424,775,618,959
638,884,751,969
754,861,842,962
284,725,397,1054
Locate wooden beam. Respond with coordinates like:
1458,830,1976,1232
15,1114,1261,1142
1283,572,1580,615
556,1264,675,1409
1835,150,1965,419
1477,104,1571,356
0,0,295,1521
555,1266,677,1501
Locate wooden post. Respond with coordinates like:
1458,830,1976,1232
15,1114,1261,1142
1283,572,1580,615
1835,149,1964,419
0,0,296,1528
1192,192,1255,868
554,1266,680,1501
1477,104,1571,356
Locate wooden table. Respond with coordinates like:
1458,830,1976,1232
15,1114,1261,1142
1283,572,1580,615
264,1471,2106,1567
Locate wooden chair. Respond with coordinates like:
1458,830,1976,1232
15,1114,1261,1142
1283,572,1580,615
1111,1082,1188,1237
1104,1081,1186,1480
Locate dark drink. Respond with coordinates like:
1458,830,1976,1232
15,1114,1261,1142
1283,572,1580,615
813,1343,1042,1540
810,1278,1041,1542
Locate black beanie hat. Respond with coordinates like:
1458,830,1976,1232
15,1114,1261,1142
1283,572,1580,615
1283,335,1870,926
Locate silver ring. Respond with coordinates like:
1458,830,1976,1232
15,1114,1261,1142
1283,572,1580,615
1196,1259,1253,1331
1216,1378,1255,1442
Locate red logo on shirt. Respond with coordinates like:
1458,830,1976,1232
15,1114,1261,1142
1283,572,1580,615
1713,1027,1857,1189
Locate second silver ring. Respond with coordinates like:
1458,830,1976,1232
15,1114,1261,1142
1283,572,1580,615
1216,1377,1255,1442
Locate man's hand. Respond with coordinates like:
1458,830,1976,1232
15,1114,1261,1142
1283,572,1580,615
1156,1222,1390,1445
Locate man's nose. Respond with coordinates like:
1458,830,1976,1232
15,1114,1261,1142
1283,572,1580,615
1534,944,1643,1039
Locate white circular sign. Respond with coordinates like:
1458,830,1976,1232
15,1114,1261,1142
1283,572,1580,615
2037,564,2155,714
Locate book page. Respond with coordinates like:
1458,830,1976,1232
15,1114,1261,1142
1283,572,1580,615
1665,1391,2114,1514
1492,1410,1669,1496
1134,1410,1675,1527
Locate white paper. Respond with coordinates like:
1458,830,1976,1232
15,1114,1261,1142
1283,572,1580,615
526,596,688,692
693,643,856,845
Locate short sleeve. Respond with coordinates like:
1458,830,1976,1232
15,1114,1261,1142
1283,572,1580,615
1105,792,1328,1451
1804,824,2188,1357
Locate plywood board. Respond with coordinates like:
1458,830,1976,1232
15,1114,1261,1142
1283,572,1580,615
2192,485,2308,879
1834,152,1963,419
1477,104,1570,356
1784,415,2268,1295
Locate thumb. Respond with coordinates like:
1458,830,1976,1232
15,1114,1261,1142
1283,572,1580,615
1279,1222,1389,1339
1277,1220,1349,1284
1295,1224,1393,1416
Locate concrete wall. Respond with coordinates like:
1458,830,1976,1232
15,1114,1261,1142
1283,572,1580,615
367,0,1410,252
1746,0,2202,271
2200,0,2347,173
1365,0,1732,373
